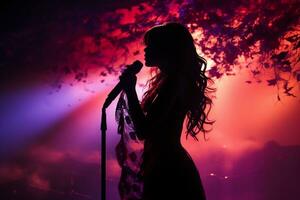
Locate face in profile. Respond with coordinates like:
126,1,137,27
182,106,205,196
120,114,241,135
144,44,162,67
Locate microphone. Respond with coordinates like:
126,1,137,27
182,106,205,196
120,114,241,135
103,60,143,109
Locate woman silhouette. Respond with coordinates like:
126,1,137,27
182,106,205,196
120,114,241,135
119,22,214,200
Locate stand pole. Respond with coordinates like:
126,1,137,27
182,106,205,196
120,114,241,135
101,108,107,200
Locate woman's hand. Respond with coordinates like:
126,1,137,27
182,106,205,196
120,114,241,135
119,71,137,93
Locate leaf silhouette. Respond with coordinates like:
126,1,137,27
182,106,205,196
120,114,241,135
267,79,277,86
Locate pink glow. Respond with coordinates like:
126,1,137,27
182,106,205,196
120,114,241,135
1,0,299,199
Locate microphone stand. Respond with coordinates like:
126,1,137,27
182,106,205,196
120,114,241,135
101,93,117,200
100,106,107,200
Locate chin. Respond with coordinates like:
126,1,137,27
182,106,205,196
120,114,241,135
145,60,156,67
145,63,156,67
144,60,151,67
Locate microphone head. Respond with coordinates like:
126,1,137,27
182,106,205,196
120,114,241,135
128,60,143,74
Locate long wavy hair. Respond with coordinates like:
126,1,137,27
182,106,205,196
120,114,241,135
141,22,215,140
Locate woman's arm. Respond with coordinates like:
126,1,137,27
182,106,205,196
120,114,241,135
119,72,147,140
124,87,147,140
